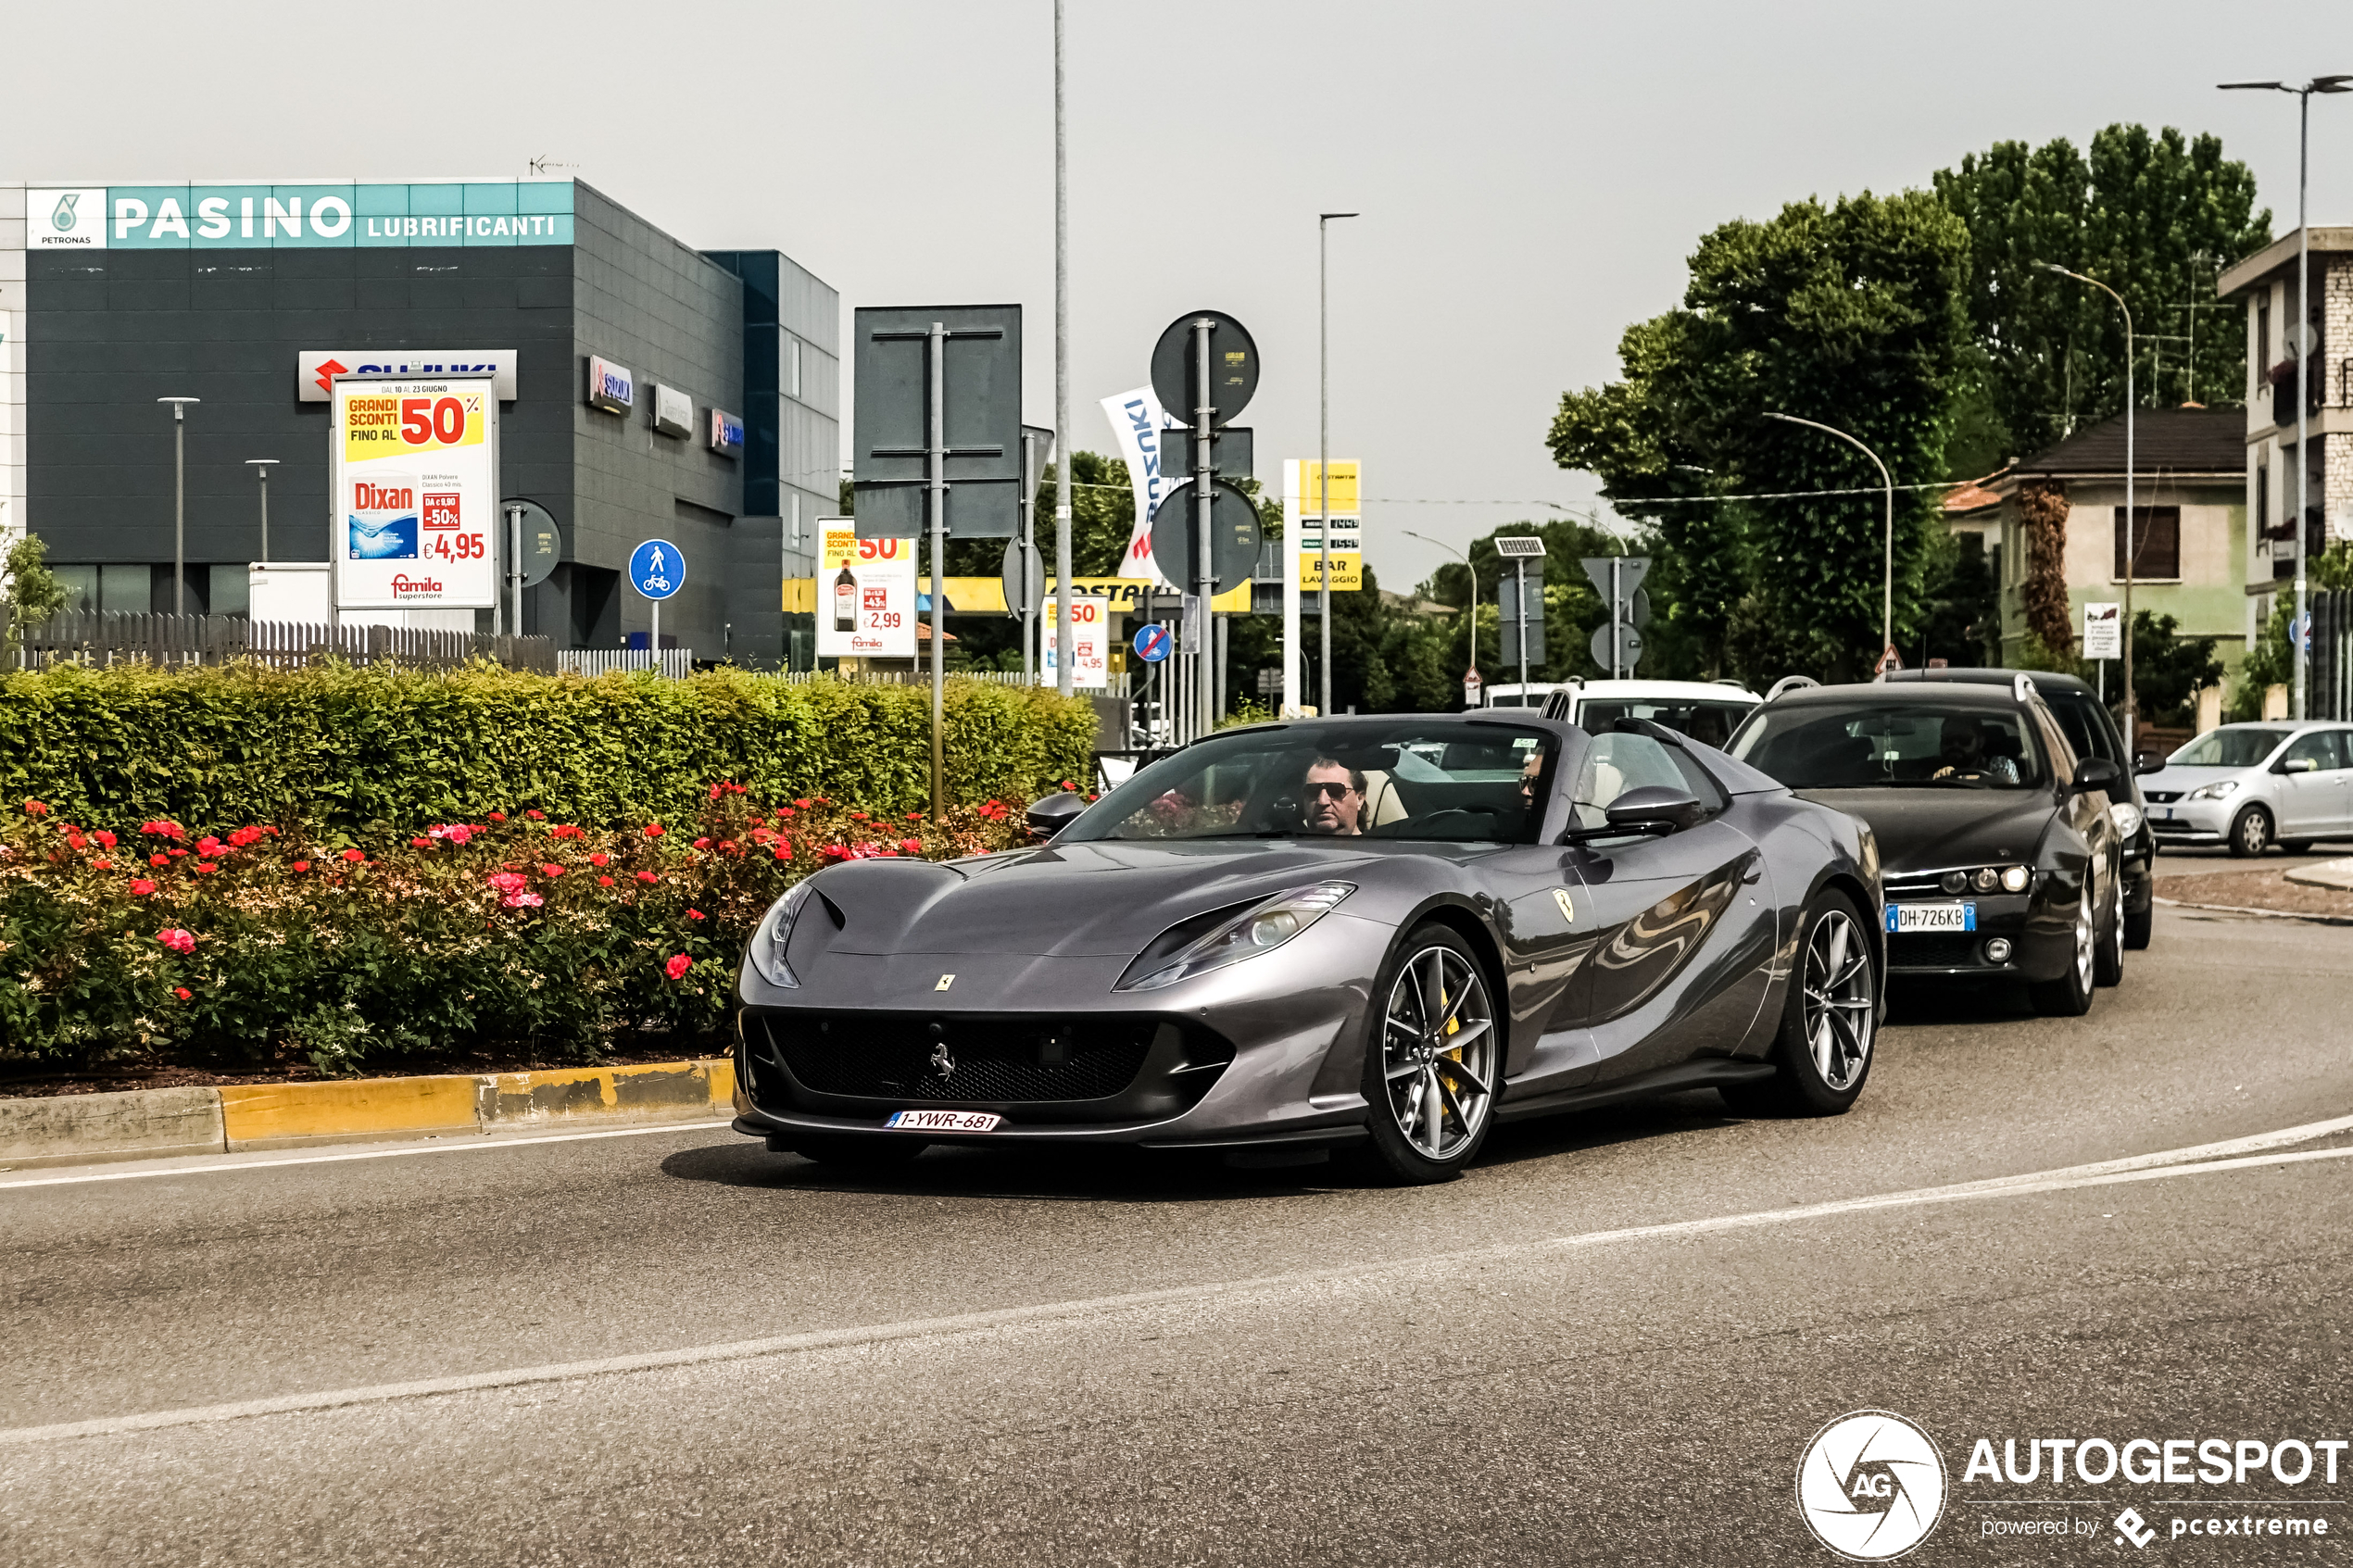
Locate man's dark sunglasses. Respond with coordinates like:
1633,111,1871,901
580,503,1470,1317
1308,780,1357,799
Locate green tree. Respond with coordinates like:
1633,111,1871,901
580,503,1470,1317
2129,610,2224,726
2,533,69,657
1551,190,1973,683
1933,125,2270,469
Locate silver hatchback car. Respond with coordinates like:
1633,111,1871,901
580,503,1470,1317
2139,721,2353,856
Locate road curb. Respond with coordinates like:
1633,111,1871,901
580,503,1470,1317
2152,895,2353,928
0,1059,736,1170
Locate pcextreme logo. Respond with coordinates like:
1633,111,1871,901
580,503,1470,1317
1798,1410,1949,1561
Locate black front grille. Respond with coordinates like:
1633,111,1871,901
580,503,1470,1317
2145,791,2183,804
762,1014,1158,1104
1889,933,1987,968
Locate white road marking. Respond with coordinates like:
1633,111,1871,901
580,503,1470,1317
3,1125,2347,1448
0,1121,734,1189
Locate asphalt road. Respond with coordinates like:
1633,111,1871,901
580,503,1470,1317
4,902,2350,1567
2153,839,2353,878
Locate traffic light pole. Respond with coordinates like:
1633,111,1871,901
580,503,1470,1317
1193,318,1216,737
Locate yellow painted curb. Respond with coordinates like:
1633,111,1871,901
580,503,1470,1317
220,1075,479,1152
483,1060,736,1130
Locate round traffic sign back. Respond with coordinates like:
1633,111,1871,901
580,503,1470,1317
1149,481,1262,591
1151,310,1259,426
501,498,561,588
1134,623,1173,663
629,539,685,600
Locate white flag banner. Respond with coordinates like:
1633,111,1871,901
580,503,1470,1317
1100,387,1179,587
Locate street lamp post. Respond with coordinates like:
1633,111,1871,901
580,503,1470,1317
1317,211,1358,718
1404,529,1477,708
245,458,280,564
2220,75,2352,721
158,398,200,614
2042,263,2139,756
1052,0,1074,698
1762,411,1894,677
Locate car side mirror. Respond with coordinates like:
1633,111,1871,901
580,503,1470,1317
2279,757,2318,775
2133,753,2166,775
1562,785,1704,843
1026,791,1088,840
2070,758,2121,795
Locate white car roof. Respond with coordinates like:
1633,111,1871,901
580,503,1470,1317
1570,680,1761,703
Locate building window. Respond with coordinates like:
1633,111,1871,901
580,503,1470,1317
785,333,801,400
2114,506,2180,579
2257,295,2271,388
2256,462,2270,551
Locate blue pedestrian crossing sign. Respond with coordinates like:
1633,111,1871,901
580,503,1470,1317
1134,623,1173,663
629,539,684,600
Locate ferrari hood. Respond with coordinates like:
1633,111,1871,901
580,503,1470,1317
799,838,1392,958
1791,788,2051,875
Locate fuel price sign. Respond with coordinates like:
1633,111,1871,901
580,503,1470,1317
332,373,499,609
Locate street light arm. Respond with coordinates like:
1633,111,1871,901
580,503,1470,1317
1761,411,1890,489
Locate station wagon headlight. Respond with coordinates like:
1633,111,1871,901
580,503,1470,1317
1117,882,1355,992
2110,801,2144,838
2187,780,2239,801
2001,866,2029,893
748,881,818,989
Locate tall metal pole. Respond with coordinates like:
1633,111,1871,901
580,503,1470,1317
1317,212,1357,718
1514,558,1529,696
1610,556,1621,679
510,503,525,636
1193,318,1215,736
159,398,199,613
258,465,270,561
2043,266,2136,749
1052,0,1073,698
1763,411,1893,674
1019,428,1037,685
929,320,948,822
2296,89,2311,722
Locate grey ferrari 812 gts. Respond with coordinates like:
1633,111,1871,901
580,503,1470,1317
732,713,1884,1183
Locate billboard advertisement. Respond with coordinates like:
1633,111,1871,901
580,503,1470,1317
817,521,917,659
1040,595,1111,688
28,182,575,250
331,375,499,610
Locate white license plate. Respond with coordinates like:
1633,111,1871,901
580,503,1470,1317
2158,808,2174,820
885,1110,1002,1133
1888,901,1975,934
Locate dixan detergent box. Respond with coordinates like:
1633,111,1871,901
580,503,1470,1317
348,472,421,560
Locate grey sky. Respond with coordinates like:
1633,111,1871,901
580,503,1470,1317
14,1,2353,592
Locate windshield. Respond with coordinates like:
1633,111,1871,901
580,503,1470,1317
1578,698,1757,750
1063,721,1558,844
1729,701,2045,790
2169,727,2289,768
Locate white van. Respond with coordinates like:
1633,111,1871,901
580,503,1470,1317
1508,678,1762,748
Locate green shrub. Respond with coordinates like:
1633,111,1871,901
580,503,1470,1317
0,664,1097,838
0,789,1035,1073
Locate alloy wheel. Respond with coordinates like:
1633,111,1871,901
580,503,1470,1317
1379,945,1497,1161
1802,909,1874,1092
2070,880,2095,994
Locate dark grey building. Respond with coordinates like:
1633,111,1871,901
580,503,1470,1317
0,179,837,663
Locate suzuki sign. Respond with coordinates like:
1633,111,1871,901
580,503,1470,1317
298,351,517,403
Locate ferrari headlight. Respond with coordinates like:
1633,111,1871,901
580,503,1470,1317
748,881,818,988
2110,801,2145,838
1117,882,1355,993
2187,780,2239,801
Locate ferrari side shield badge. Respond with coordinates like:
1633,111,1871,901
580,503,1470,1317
1553,888,1575,922
936,973,955,991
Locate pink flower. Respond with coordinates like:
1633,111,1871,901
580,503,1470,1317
341,848,365,864
501,890,545,909
157,928,195,954
129,878,157,897
524,809,546,821
635,870,658,884
692,836,711,850
140,820,184,840
485,872,527,894
428,823,476,846
664,954,692,981
686,909,706,922
174,986,193,1001
196,835,223,857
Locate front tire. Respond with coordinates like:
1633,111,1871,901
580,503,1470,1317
2028,874,2096,1017
1719,890,1877,1117
2093,871,2124,988
1360,924,1500,1185
2228,805,2271,859
2123,880,2154,949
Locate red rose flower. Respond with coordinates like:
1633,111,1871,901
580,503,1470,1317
693,836,711,849
23,799,48,816
899,838,923,854
93,859,111,870
488,811,507,822
550,824,583,840
174,986,193,1001
67,832,87,850
664,953,692,981
794,798,812,809
635,870,658,884
643,823,665,838
686,909,706,922
525,809,546,821
906,812,925,822
194,862,219,874
94,831,117,848
197,836,223,857
168,848,188,859
541,863,564,878
156,928,196,954
598,874,615,886
341,848,365,863
589,852,610,867
130,878,157,896
411,837,432,848
291,860,309,873
150,854,170,869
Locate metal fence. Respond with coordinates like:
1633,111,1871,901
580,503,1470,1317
6,611,555,673
2313,590,2353,723
556,647,698,679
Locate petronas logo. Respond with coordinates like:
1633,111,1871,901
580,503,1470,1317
50,193,80,232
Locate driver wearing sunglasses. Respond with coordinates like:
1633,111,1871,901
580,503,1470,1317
1302,758,1367,836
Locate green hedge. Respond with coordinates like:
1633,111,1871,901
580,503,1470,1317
0,665,1097,836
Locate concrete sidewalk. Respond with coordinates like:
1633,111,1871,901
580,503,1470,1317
0,1059,736,1170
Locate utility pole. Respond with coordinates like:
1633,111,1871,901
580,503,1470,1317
159,398,200,613
1317,212,1357,716
1052,0,1074,697
245,458,279,564
2044,265,2137,753
1764,412,1894,677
